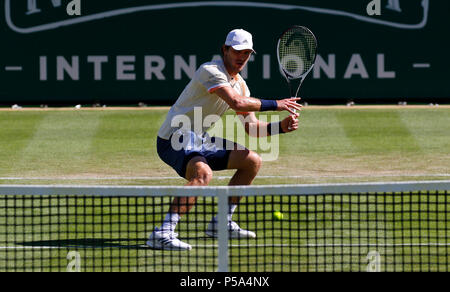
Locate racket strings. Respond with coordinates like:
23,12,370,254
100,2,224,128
278,27,317,79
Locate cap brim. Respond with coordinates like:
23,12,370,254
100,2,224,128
231,45,256,54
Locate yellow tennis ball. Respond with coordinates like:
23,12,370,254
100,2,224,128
273,211,284,221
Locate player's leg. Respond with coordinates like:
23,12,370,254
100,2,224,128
148,154,213,250
158,156,212,232
206,147,261,239
227,148,262,186
167,155,213,218
227,148,262,220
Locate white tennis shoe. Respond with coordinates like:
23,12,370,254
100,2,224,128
146,227,192,251
206,220,256,239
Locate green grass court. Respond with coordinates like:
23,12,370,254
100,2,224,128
0,106,448,185
0,106,449,271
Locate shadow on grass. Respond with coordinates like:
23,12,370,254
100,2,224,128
17,236,215,250
17,238,150,250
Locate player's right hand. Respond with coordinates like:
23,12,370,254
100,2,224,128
276,98,302,114
281,113,300,133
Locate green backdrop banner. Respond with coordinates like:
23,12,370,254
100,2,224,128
0,0,448,105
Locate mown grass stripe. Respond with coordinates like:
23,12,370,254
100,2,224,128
281,109,355,155
0,112,46,176
336,110,422,154
10,111,101,177
88,111,166,176
398,109,450,154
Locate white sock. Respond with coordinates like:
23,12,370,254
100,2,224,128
213,204,238,223
228,204,238,222
160,213,181,233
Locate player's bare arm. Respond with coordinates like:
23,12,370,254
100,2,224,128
237,112,300,137
214,86,302,115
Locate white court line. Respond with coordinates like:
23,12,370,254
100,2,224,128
0,246,60,249
197,243,450,248
0,245,132,250
1,174,449,181
2,242,450,250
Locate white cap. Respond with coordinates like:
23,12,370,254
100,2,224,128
225,29,256,53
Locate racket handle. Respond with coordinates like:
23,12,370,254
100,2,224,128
289,106,298,130
288,109,296,131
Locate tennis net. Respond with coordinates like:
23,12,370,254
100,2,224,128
0,181,449,272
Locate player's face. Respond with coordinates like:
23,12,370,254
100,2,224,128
223,46,253,76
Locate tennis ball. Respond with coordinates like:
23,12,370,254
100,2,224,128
273,211,284,221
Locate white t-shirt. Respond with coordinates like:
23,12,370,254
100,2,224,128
158,59,250,140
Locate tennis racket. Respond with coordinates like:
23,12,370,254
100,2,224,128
277,26,318,110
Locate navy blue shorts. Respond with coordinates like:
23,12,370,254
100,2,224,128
157,131,238,178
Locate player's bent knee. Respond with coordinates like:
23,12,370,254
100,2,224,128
197,165,213,184
228,149,262,172
247,151,262,172
186,159,213,185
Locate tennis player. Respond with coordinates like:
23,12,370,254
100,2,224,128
147,29,301,250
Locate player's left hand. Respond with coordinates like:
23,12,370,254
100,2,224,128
281,113,299,133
